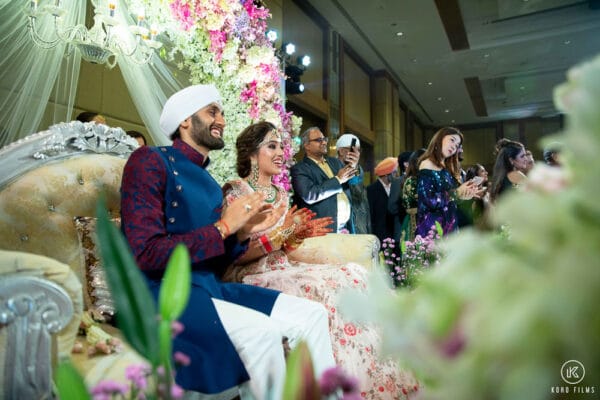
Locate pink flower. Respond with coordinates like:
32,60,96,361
171,320,185,338
344,323,357,336
91,380,128,400
174,351,191,367
319,366,359,395
125,363,150,390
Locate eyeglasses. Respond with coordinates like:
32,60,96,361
309,137,329,143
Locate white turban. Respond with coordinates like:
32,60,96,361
159,84,223,136
335,133,360,149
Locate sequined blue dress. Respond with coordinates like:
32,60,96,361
416,168,460,237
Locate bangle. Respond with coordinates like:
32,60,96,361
220,219,231,236
259,234,273,253
214,220,230,240
283,233,304,252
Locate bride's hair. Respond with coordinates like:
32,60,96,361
236,121,277,178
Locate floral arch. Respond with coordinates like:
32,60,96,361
134,0,301,187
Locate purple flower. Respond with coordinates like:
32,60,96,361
319,365,359,396
174,351,191,367
125,364,150,391
171,320,185,338
91,380,128,400
171,384,184,399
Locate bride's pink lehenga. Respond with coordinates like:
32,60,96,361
223,180,419,399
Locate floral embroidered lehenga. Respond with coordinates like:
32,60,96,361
222,179,418,399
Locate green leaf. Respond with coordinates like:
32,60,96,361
55,362,91,400
159,243,191,322
435,221,444,237
95,199,160,366
282,341,320,400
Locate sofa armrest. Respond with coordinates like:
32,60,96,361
288,233,380,269
0,250,83,359
0,274,74,400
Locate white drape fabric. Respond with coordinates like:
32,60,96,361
0,0,84,147
0,0,182,147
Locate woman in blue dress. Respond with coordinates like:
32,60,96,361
415,127,478,237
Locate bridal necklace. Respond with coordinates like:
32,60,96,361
248,160,277,203
248,181,277,203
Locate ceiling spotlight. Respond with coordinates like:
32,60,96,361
266,29,278,42
427,82,433,86
564,40,571,45
286,80,305,94
299,55,311,67
284,43,296,56
444,109,450,113
396,31,403,37
437,97,442,101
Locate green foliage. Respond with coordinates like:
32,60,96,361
283,341,321,400
159,244,191,322
95,200,160,367
341,54,600,399
55,362,91,400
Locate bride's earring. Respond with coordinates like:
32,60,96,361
249,159,260,186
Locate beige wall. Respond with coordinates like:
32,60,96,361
342,54,371,136
460,126,498,171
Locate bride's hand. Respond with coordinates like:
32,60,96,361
237,202,287,240
294,216,334,239
284,206,313,228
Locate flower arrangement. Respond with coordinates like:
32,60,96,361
340,54,600,399
382,222,443,288
130,0,302,188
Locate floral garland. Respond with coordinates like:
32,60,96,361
131,0,301,188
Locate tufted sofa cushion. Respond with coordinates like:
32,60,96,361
0,154,124,283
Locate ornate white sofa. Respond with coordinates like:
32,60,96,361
0,122,380,399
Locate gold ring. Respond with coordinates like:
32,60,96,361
244,204,252,212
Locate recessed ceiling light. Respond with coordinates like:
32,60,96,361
520,86,525,90
437,97,442,101
396,32,404,37
483,53,490,58
445,109,450,113
412,58,417,63
451,119,455,123
427,82,433,86
564,40,571,45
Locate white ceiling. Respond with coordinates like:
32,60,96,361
303,0,600,126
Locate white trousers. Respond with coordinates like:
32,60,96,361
212,293,335,400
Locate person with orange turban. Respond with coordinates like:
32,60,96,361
367,157,398,243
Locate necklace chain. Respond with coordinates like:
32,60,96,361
248,181,277,203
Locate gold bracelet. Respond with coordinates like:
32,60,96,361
214,221,228,240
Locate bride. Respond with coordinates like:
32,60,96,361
222,121,418,399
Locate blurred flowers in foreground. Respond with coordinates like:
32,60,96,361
284,342,360,400
383,223,443,288
341,53,600,399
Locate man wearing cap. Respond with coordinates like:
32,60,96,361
335,133,371,234
367,157,398,244
121,85,335,399
291,127,360,233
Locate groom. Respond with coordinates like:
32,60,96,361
120,84,335,399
